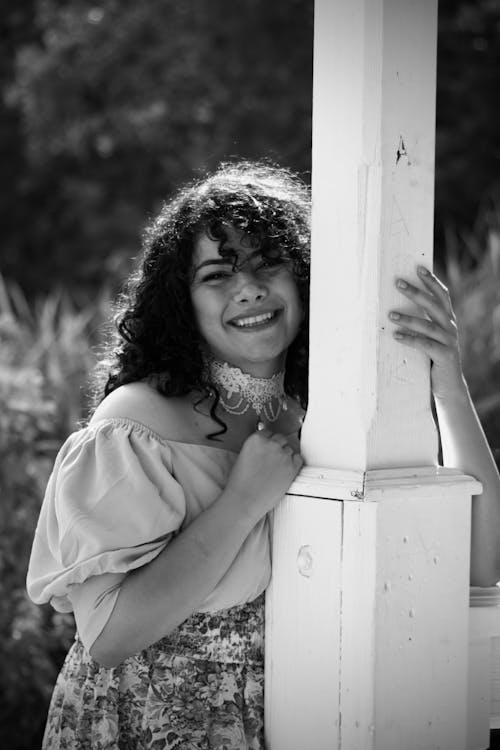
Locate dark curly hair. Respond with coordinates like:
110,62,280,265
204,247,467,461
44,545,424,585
90,160,310,440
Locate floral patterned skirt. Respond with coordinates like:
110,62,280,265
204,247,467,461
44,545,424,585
43,593,265,750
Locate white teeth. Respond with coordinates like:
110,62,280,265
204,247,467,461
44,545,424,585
233,311,276,328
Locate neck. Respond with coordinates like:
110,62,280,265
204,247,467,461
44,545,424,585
203,354,287,423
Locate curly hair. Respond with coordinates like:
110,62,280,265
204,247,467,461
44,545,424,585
90,160,310,440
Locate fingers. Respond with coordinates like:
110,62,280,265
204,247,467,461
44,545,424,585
416,265,455,317
255,424,272,438
269,432,291,449
393,281,450,333
389,310,457,347
389,265,462,368
293,452,305,468
254,425,299,454
392,328,449,356
391,265,456,336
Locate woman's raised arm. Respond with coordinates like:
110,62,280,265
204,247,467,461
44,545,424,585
389,265,500,587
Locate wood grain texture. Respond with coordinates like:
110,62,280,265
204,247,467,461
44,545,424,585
264,494,343,750
265,0,485,746
265,474,476,749
491,638,500,729
288,466,481,502
301,0,439,471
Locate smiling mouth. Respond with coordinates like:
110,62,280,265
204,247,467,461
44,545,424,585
229,310,281,329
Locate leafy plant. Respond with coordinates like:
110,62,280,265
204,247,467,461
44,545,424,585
0,278,110,749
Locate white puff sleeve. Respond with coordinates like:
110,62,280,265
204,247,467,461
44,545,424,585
26,419,187,641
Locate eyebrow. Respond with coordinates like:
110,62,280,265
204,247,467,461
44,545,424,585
193,249,262,275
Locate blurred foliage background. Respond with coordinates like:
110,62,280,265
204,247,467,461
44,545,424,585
0,0,499,747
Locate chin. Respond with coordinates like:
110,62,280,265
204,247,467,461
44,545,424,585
235,351,287,372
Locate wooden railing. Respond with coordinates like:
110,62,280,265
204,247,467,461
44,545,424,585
468,586,500,750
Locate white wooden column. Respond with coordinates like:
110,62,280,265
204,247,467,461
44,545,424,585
265,1,483,749
301,0,440,470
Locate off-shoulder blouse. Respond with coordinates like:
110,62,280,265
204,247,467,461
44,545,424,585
26,418,273,651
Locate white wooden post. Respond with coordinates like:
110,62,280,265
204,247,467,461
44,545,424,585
265,1,483,749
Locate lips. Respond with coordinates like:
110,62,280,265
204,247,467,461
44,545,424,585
228,309,281,328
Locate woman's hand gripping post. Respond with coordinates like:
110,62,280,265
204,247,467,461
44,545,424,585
389,264,500,586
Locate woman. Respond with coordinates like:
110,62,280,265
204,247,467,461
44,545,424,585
27,161,309,749
27,160,500,749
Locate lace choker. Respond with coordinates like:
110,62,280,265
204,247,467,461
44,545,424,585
203,355,287,422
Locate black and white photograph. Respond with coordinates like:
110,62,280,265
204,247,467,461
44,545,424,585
1,1,500,749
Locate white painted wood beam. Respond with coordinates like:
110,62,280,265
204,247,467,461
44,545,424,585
339,480,476,750
301,0,440,470
264,495,342,749
265,1,483,749
265,473,481,750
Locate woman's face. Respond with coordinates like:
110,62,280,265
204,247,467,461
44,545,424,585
190,225,303,377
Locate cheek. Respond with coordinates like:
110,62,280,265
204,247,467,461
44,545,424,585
189,291,207,335
190,290,220,337
285,280,303,330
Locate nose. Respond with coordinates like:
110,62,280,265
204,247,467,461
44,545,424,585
232,270,269,304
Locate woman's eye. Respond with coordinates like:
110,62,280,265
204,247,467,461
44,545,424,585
258,258,285,270
202,271,231,282
201,258,285,282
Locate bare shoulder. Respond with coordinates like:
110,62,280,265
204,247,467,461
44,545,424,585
89,382,201,443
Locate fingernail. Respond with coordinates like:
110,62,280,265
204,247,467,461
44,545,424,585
389,311,400,320
418,265,429,275
397,279,408,289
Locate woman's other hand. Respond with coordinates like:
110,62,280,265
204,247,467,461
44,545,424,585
225,427,303,523
389,265,466,401
389,265,500,586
